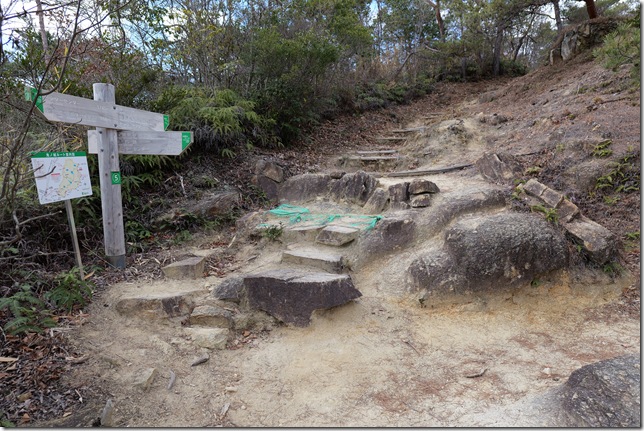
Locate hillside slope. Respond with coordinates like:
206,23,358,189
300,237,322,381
3,45,639,427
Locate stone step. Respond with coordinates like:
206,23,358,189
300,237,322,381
283,225,325,242
282,248,345,273
355,149,398,155
162,256,205,280
242,269,362,326
375,136,406,142
115,290,205,320
348,155,400,161
316,225,360,246
391,127,427,134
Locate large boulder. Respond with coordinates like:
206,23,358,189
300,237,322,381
358,216,416,260
363,188,390,214
552,18,620,63
278,171,378,206
476,152,523,184
191,189,242,217
328,171,378,206
278,173,332,203
409,212,569,297
557,354,640,427
242,269,361,326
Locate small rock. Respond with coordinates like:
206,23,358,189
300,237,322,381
475,152,522,184
556,199,580,223
282,249,344,273
191,354,210,366
191,189,242,217
540,187,564,208
185,328,229,350
225,386,238,393
251,175,279,202
278,173,332,203
213,277,244,304
162,257,205,280
408,179,440,195
563,215,616,265
115,293,198,320
100,399,114,427
410,194,432,208
363,188,389,214
388,182,409,203
189,305,233,328
255,160,284,183
133,368,158,391
329,170,346,179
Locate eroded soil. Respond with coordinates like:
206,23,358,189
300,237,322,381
29,53,640,427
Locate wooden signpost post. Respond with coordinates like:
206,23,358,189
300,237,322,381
27,83,193,269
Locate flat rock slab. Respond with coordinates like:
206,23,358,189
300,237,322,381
185,327,229,350
408,179,440,195
243,269,362,326
115,291,203,319
162,257,205,280
563,215,616,264
283,225,325,243
316,225,360,246
282,249,344,273
410,194,432,208
189,305,233,328
557,354,640,427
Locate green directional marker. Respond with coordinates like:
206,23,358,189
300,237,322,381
164,115,170,131
182,132,192,150
111,171,122,185
24,87,44,113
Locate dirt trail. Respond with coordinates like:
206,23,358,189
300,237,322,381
49,60,640,427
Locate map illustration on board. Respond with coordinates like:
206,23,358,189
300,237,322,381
31,152,93,204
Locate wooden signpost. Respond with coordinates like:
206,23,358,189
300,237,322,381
27,83,193,269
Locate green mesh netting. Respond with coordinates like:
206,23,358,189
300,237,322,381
266,204,382,231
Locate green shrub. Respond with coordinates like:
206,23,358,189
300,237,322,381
153,86,279,152
0,285,56,335
594,19,640,86
45,269,93,312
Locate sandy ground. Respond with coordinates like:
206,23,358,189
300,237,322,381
61,257,638,427
46,55,640,428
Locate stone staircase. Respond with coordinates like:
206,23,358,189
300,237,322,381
341,148,403,171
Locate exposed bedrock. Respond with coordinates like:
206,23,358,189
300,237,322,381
408,212,569,299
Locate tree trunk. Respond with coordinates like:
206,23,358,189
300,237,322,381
493,24,504,77
580,0,599,19
552,0,562,33
425,0,446,42
35,0,48,53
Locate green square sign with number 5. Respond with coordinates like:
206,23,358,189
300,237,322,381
111,171,122,185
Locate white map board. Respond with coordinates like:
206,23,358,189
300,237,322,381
31,152,92,204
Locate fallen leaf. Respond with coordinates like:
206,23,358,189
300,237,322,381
63,412,72,417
